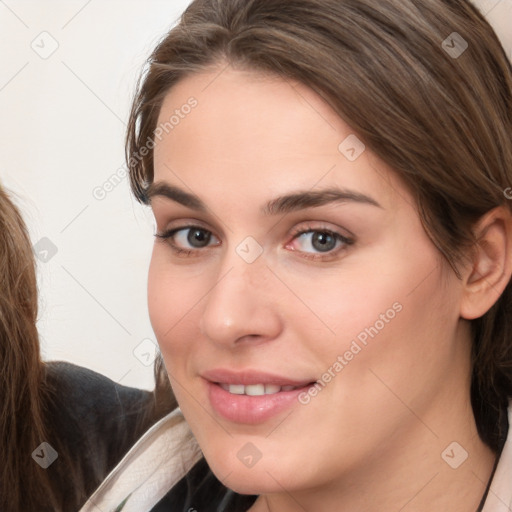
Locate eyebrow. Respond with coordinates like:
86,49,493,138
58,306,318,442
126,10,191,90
145,183,206,211
145,182,382,215
263,187,382,215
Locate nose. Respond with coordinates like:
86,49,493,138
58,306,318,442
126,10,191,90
199,251,283,347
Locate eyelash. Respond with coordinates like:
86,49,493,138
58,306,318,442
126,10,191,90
155,223,354,261
154,225,211,258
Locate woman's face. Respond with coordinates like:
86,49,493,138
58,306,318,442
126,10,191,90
148,66,470,495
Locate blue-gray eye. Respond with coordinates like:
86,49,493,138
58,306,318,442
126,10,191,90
186,228,212,247
295,231,340,253
310,232,337,252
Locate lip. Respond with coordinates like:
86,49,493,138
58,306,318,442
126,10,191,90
202,369,315,424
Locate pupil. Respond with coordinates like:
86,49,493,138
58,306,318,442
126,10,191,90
312,232,335,252
188,229,211,247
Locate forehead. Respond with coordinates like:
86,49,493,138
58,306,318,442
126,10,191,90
153,66,406,210
156,66,343,148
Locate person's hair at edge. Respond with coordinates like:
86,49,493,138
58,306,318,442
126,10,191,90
0,185,59,510
127,0,512,454
0,183,176,511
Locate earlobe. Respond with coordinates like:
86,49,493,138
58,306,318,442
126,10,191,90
460,206,512,320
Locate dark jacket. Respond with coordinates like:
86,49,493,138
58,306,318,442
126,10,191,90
150,457,257,512
41,361,170,512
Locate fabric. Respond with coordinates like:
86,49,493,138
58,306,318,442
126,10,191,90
84,400,512,512
79,408,203,512
150,457,257,512
43,361,164,511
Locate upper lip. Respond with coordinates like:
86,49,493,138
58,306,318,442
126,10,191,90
202,369,314,387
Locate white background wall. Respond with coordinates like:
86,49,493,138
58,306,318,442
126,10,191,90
0,1,191,389
0,0,510,391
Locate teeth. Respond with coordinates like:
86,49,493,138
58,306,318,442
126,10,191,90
220,383,298,395
228,384,245,395
245,384,265,396
264,384,281,394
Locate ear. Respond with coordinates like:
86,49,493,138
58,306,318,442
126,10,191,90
460,206,512,320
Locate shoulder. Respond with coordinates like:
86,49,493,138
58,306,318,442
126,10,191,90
45,360,151,416
44,360,154,455
43,361,158,509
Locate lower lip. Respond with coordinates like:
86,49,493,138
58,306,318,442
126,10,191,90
206,380,313,424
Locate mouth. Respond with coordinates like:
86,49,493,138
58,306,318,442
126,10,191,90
202,369,316,424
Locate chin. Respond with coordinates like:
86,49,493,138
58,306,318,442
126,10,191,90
212,464,286,495
201,443,299,495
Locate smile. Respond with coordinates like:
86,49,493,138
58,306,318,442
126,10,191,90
202,370,316,424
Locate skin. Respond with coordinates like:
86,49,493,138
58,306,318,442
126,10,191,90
147,64,512,511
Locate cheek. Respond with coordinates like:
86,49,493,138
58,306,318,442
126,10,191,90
302,233,455,380
147,250,203,363
147,252,171,342
319,249,459,418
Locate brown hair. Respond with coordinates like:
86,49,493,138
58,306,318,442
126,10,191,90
126,0,512,450
0,187,61,511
